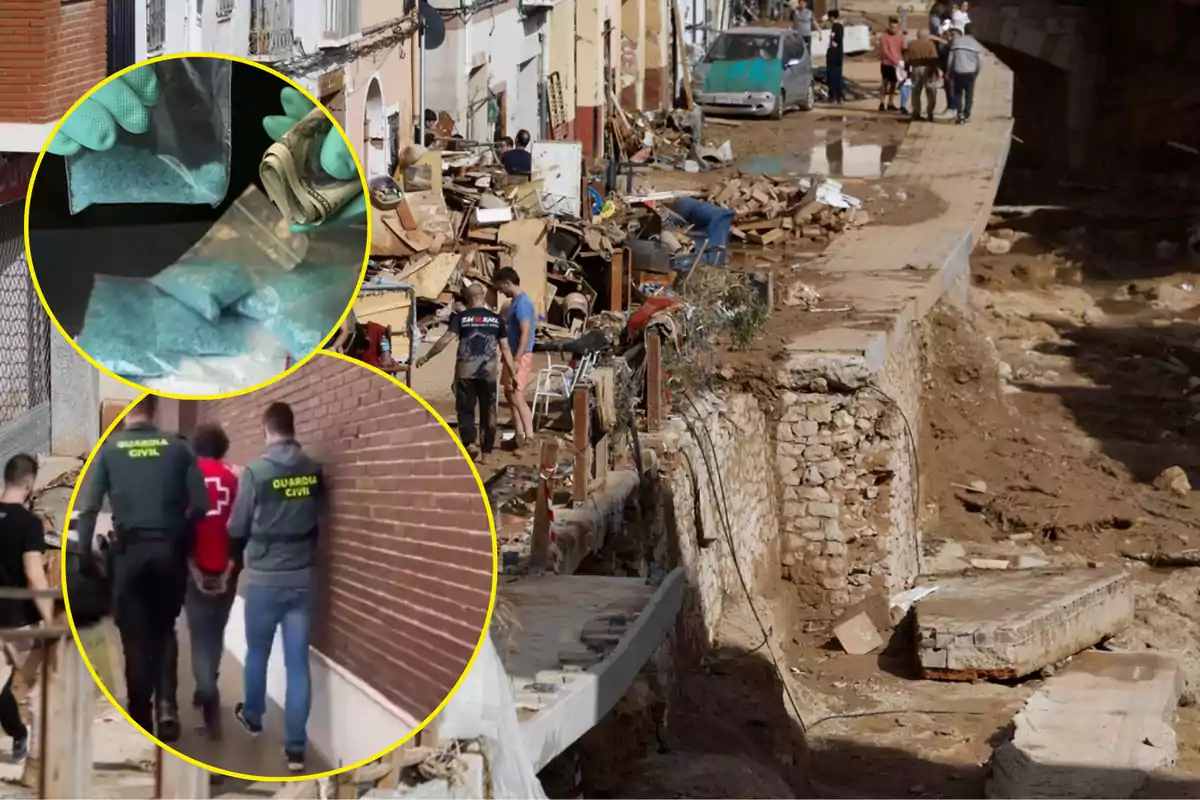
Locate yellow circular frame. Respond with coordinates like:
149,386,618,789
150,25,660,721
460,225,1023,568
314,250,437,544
59,350,499,783
23,53,372,402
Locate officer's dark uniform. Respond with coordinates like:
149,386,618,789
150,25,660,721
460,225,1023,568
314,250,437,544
74,419,208,740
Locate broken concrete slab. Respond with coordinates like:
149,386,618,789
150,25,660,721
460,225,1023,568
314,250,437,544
987,651,1183,799
915,568,1134,681
833,611,883,655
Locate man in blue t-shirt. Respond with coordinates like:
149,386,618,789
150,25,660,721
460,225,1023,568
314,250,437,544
495,267,537,448
500,129,533,175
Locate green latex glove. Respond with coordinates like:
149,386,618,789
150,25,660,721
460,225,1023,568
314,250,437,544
263,87,366,233
47,65,159,157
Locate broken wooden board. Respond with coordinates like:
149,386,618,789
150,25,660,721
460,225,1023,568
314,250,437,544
355,291,413,334
747,228,785,246
497,219,551,318
398,251,461,300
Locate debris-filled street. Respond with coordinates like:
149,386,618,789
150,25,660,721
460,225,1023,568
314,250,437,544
338,4,1200,794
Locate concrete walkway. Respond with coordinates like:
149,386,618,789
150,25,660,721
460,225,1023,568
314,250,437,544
83,617,330,778
780,51,1015,383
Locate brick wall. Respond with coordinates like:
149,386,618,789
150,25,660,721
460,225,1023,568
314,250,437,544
195,357,494,720
0,0,108,124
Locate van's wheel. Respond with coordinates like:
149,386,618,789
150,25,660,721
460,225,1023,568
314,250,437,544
771,90,785,120
800,83,815,111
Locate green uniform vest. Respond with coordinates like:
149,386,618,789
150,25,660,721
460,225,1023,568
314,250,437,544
243,450,324,574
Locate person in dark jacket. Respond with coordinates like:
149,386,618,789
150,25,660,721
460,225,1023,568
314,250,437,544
501,129,533,175
228,402,325,774
825,10,846,104
74,394,208,742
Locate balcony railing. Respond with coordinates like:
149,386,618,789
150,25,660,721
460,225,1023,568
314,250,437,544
249,0,296,58
217,0,235,20
323,0,361,43
147,0,165,52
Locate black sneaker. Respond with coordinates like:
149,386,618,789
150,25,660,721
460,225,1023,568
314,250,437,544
157,713,181,744
284,747,306,773
233,702,263,736
12,734,28,762
878,102,886,111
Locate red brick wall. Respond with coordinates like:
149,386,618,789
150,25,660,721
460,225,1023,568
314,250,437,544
194,357,495,720
0,0,108,124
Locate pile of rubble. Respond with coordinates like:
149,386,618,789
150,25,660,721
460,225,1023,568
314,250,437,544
708,175,868,246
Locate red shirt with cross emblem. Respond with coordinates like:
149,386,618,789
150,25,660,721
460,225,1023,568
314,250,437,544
193,457,239,574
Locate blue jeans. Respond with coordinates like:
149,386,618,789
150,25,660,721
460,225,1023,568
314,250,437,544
184,576,235,703
242,583,312,752
952,71,977,117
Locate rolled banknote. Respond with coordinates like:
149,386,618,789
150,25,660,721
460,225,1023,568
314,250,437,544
260,107,362,227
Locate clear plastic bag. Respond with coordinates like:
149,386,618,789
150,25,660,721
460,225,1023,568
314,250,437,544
150,260,255,322
65,58,232,214
261,291,349,359
76,276,181,378
233,262,356,321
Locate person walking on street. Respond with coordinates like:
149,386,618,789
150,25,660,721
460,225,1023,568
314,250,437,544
947,24,983,123
495,267,537,450
0,455,54,762
185,425,241,741
415,283,518,463
878,17,906,112
904,29,942,121
826,10,846,104
229,402,324,773
791,0,814,54
74,395,208,742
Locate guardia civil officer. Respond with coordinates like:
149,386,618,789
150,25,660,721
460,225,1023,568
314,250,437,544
74,395,208,742
228,402,325,773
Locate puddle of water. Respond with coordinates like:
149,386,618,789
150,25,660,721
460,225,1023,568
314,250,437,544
739,133,900,179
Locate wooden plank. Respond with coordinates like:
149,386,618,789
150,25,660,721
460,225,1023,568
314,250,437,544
594,432,609,486
40,637,95,799
747,228,785,246
646,331,663,429
671,0,694,110
572,386,591,505
156,749,211,799
608,248,625,312
272,780,321,799
529,438,561,572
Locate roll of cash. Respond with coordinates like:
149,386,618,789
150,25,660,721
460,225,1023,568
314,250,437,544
260,107,362,227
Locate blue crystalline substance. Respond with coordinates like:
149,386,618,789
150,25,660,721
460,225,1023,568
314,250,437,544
262,292,347,359
234,263,355,321
68,145,228,214
150,261,256,322
152,295,250,358
77,277,181,378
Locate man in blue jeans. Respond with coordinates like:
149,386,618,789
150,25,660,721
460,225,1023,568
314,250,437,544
227,402,325,773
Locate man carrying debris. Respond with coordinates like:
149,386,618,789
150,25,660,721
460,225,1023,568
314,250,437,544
229,402,324,774
878,17,907,112
502,129,533,176
495,267,538,449
415,283,518,462
904,29,942,121
946,24,983,124
0,454,55,762
185,424,241,740
74,395,209,743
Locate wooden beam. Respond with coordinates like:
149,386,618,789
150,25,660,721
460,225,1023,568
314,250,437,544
646,331,663,429
529,438,560,572
608,248,625,312
40,638,95,800
572,386,591,505
671,0,694,110
156,749,211,799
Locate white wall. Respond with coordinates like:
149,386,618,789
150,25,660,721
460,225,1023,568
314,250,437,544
424,2,546,141
224,594,421,768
